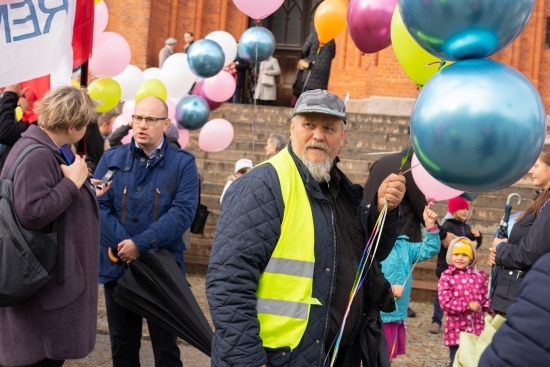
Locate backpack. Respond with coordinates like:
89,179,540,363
0,143,65,307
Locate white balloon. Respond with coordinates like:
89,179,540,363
143,67,162,80
112,65,144,101
160,53,197,99
205,31,238,67
122,100,135,115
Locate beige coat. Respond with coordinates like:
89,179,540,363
254,56,281,101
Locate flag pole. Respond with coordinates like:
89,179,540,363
80,61,89,88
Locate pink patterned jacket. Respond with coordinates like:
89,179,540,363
438,265,491,346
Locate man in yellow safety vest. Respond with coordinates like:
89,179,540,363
206,89,406,367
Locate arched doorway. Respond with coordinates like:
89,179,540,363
253,0,322,107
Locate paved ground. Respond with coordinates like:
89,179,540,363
65,274,450,367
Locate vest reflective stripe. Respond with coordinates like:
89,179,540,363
256,147,320,350
256,298,309,320
263,257,315,278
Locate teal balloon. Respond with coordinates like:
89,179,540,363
398,0,535,61
410,59,546,192
237,26,275,63
187,39,225,78
175,95,210,130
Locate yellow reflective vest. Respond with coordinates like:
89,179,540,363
255,147,321,349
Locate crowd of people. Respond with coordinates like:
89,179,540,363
0,33,549,367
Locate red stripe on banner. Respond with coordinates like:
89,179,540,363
72,0,95,69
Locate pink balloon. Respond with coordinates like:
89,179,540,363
347,0,398,54
122,100,135,115
121,133,132,145
192,81,223,111
166,98,176,120
112,112,133,145
198,119,234,152
89,32,132,78
178,128,190,148
203,71,236,102
233,0,284,20
411,153,463,201
94,1,109,36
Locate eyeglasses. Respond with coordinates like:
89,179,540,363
132,115,168,126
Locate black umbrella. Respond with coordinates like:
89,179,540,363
490,193,522,298
113,249,213,357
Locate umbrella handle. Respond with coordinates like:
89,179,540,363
502,204,512,223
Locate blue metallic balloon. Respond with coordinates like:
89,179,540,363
398,0,535,61
237,26,275,63
175,95,210,130
187,39,225,78
411,59,546,192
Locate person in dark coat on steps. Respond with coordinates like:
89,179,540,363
301,31,336,92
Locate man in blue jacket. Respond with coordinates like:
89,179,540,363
206,89,406,367
95,96,199,367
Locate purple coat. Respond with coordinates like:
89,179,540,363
0,125,100,366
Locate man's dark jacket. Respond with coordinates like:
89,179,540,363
480,250,550,366
206,144,401,367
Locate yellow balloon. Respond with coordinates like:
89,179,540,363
135,79,167,103
94,0,102,3
314,0,347,44
391,7,450,86
15,107,22,121
88,78,122,112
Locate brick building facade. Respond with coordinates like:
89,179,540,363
104,0,550,111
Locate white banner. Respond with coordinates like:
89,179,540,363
0,0,76,87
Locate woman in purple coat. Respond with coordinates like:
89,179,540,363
0,87,103,367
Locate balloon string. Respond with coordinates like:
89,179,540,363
252,21,259,132
326,201,389,367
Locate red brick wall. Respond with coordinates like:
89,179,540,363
105,0,550,111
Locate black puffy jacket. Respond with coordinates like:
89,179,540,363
206,144,400,367
480,250,550,366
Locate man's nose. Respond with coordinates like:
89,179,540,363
312,126,325,141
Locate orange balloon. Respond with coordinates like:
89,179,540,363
314,0,347,44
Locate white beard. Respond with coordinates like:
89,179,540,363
298,142,333,183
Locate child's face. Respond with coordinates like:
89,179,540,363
453,208,469,221
451,253,472,269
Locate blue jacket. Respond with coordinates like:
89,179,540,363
380,230,440,323
206,144,401,367
95,139,198,284
480,250,550,366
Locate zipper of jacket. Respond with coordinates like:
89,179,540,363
319,199,337,366
154,188,160,222
121,186,128,222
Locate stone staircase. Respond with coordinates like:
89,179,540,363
182,103,538,302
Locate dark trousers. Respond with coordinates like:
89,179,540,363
449,346,458,367
233,87,243,104
104,284,183,367
27,359,64,367
432,292,443,325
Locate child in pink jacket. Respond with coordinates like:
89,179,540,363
438,237,491,367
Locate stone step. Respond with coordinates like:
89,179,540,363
209,104,410,129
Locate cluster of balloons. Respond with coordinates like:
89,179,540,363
401,0,547,193
86,1,131,112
